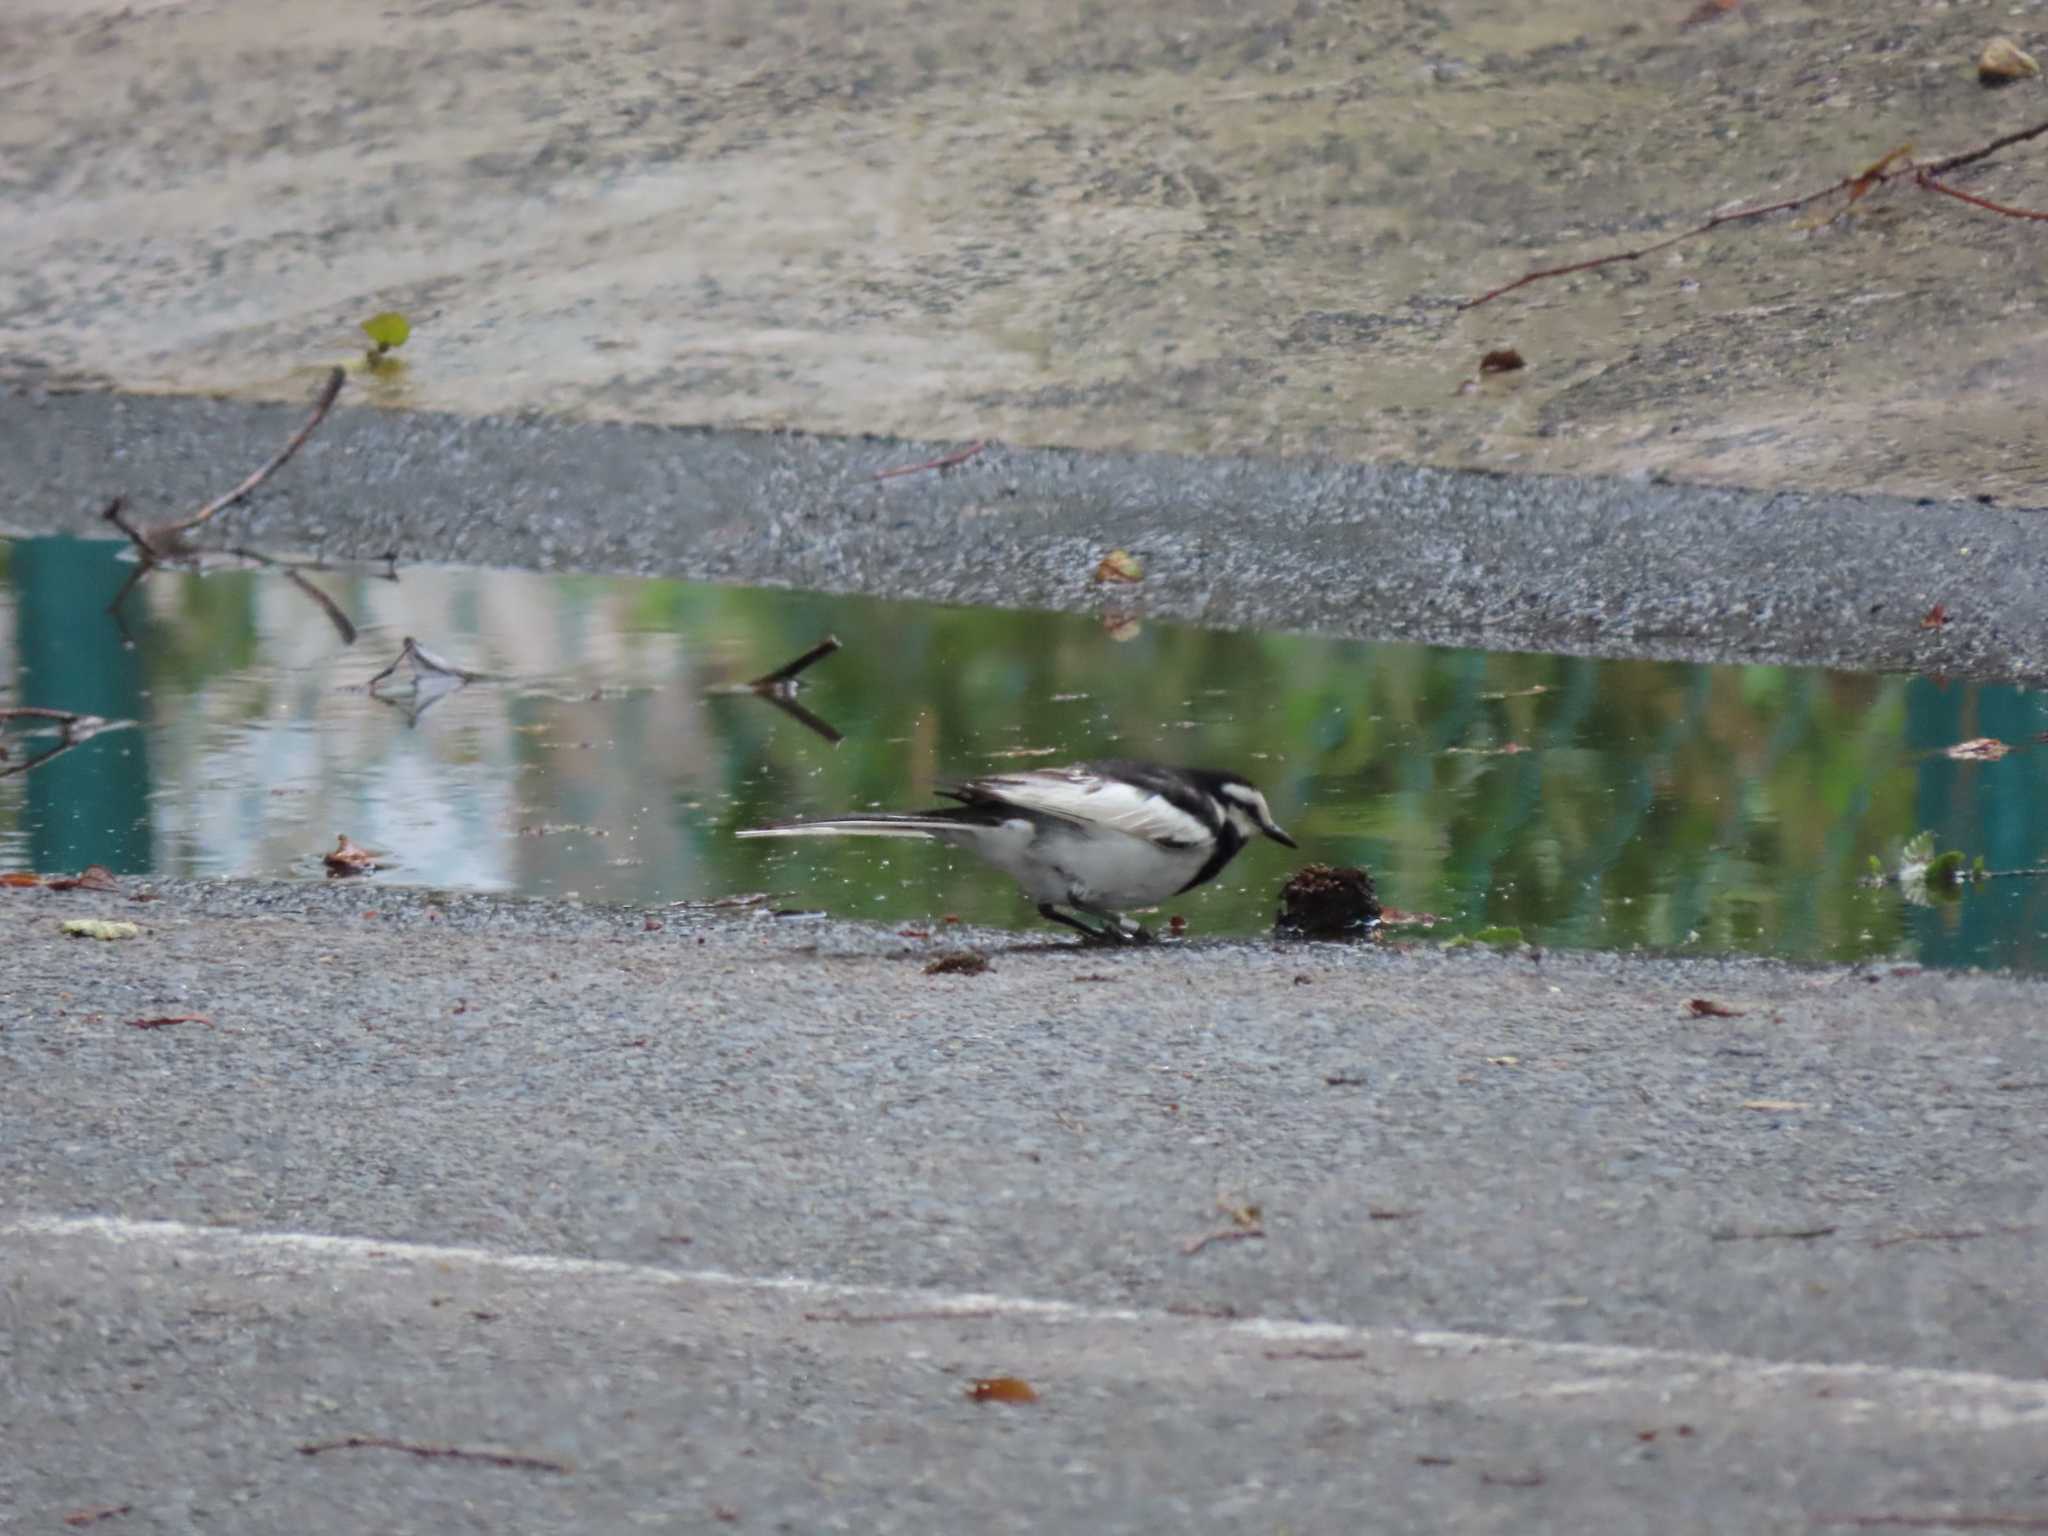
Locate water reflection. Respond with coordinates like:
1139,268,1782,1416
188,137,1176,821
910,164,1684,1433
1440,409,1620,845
3,535,2044,972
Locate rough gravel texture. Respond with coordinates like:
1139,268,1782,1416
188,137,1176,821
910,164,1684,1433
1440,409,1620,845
7,388,2046,682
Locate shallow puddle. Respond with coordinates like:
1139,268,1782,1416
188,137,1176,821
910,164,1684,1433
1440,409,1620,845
4,535,2046,972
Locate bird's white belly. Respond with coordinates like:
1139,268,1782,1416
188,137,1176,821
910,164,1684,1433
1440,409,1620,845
951,819,1206,909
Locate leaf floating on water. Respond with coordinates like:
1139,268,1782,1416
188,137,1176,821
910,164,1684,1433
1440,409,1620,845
2,871,43,887
1945,736,2013,761
324,834,382,877
968,1376,1038,1404
1101,612,1144,643
1093,549,1144,584
61,919,140,940
361,311,412,353
1979,36,2041,83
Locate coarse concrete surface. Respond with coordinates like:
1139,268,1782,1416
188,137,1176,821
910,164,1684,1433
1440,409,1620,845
4,0,2048,503
4,876,2047,1532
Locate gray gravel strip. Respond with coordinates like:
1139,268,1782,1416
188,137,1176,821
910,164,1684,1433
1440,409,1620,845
5,388,2044,682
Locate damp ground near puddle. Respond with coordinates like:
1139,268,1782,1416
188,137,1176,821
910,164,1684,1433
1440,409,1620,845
5,533,2047,973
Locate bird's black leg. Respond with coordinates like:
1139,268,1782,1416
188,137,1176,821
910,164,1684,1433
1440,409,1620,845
1037,903,1126,945
1071,902,1156,946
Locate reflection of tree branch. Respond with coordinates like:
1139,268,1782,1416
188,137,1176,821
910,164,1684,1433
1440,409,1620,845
0,707,132,779
103,369,361,645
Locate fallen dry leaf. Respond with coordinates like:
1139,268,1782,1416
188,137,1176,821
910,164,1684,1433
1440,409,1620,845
1843,143,1913,210
1,871,42,887
128,1015,211,1030
1921,603,1952,629
1478,347,1526,374
62,1507,132,1529
324,834,380,877
49,865,119,892
1980,36,2041,82
1094,549,1144,584
924,951,990,976
1945,736,2014,761
1168,914,1188,937
1687,997,1744,1018
1101,612,1144,642
968,1376,1039,1404
1678,0,1740,28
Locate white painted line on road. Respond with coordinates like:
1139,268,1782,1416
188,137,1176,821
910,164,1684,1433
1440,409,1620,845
9,1213,2047,1427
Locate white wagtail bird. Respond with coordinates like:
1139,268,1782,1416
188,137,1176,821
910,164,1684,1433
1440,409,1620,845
736,759,1297,943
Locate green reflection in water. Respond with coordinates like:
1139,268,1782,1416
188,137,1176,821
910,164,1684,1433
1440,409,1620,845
2,535,2040,971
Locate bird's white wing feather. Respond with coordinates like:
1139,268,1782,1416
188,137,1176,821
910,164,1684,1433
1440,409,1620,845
971,768,1210,848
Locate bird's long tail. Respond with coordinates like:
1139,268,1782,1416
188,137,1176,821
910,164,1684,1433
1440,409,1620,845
736,815,962,841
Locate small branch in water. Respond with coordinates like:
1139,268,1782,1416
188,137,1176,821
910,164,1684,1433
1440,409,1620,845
748,635,841,689
709,636,845,745
296,1435,569,1474
101,370,360,643
874,439,989,480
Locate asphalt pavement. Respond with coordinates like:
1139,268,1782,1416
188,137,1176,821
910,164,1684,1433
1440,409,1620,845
4,877,2046,1532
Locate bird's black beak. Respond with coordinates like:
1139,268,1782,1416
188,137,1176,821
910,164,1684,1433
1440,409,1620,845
1265,823,1298,849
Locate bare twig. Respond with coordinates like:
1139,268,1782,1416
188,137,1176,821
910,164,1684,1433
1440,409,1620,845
101,370,359,642
1462,117,2048,310
296,1435,568,1474
1182,1225,1267,1256
803,1308,1001,1325
874,439,989,480
1709,1224,1837,1242
748,635,841,689
708,636,846,744
157,367,345,539
1460,181,1852,310
127,1016,213,1030
1262,1348,1368,1362
1922,116,2048,177
1916,173,2048,222
1818,1517,2048,1531
1869,1224,2036,1248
